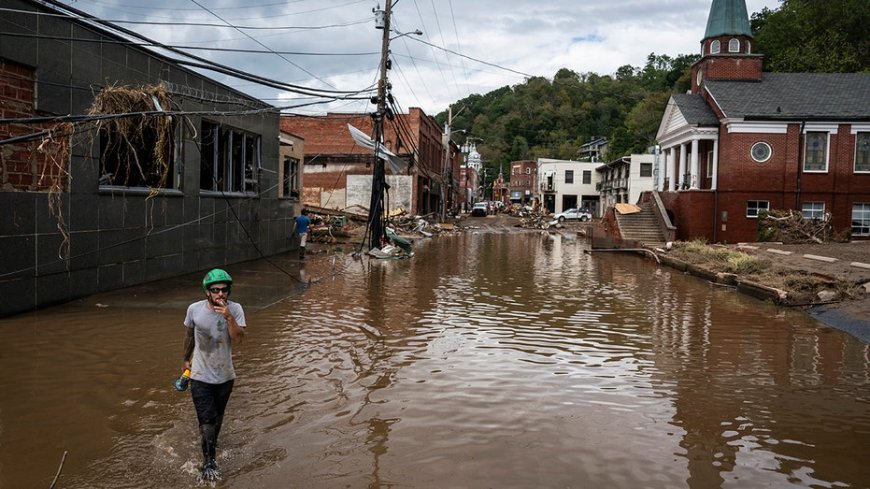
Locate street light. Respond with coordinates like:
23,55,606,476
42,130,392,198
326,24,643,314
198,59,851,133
390,29,423,40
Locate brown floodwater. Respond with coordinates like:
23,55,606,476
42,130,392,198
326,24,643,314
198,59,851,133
1,231,869,488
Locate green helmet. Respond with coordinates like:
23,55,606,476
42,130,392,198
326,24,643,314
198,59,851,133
202,268,233,291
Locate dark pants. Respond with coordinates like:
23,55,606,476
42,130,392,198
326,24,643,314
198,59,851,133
191,379,234,463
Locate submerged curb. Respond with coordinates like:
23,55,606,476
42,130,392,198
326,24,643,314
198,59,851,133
654,253,788,304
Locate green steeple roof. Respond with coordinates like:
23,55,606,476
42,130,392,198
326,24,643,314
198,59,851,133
704,0,752,38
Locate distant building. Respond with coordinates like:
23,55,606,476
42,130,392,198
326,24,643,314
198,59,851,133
655,0,870,243
508,160,537,206
536,158,600,215
280,108,457,216
0,0,287,317
596,154,656,210
578,137,609,162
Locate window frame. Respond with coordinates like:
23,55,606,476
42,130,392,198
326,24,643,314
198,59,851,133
200,120,261,195
750,141,772,163
582,170,592,184
640,163,653,178
710,40,720,54
803,131,829,173
98,117,181,190
855,132,870,173
728,38,740,53
565,170,574,184
801,201,825,220
852,203,870,237
280,155,300,199
746,200,769,218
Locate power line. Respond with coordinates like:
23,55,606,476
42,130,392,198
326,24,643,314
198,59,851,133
0,31,379,56
186,0,336,90
0,7,370,30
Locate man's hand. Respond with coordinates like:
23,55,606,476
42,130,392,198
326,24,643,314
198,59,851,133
213,298,231,319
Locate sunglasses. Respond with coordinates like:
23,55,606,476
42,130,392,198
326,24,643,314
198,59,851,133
208,286,231,294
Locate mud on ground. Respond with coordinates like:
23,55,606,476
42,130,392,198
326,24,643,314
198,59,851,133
662,240,870,342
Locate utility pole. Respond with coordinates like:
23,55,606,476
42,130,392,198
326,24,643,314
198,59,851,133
367,0,392,251
440,106,453,222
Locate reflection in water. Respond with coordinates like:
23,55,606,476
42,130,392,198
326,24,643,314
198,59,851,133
0,232,868,488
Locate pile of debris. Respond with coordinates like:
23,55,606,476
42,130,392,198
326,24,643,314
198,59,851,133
513,209,553,229
387,212,461,238
759,209,834,243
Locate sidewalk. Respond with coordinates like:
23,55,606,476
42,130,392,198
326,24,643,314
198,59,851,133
734,241,870,342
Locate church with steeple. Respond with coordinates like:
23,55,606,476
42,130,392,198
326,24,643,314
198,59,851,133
654,0,870,243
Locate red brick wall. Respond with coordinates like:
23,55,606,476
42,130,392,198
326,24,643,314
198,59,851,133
664,120,870,243
660,191,716,242
0,58,54,191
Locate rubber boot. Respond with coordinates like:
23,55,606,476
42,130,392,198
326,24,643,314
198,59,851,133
200,424,219,480
299,246,306,259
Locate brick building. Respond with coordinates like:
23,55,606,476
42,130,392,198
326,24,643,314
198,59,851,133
280,108,461,217
0,0,290,316
508,160,537,206
655,0,870,243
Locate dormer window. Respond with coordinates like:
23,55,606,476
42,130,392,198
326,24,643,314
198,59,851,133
710,40,721,54
729,38,740,53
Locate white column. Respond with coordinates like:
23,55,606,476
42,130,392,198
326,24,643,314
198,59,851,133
690,138,700,189
668,148,675,191
678,144,687,190
662,148,670,191
711,139,719,190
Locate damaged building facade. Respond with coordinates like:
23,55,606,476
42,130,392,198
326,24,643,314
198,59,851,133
0,0,295,316
280,108,461,217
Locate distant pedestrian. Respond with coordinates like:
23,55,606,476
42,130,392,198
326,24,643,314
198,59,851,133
182,268,246,481
292,209,311,259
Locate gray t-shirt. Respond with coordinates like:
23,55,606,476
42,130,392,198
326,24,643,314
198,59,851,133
184,299,246,384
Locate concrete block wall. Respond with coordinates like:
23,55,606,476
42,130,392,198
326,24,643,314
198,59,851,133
0,0,294,317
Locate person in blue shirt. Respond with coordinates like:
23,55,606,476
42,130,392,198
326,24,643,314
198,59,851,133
292,209,311,259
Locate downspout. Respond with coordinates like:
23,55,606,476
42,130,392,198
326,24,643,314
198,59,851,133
796,121,805,209
713,137,720,243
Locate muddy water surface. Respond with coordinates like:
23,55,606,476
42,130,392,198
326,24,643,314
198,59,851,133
1,231,869,488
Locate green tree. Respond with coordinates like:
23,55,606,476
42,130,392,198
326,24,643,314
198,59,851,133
752,0,870,72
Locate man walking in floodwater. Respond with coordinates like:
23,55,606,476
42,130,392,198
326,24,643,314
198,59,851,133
182,268,246,480
292,208,311,259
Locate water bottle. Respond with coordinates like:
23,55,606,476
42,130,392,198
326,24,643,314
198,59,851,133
174,368,191,392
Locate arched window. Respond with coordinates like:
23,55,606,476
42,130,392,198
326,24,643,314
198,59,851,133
746,40,752,54
711,40,721,54
729,38,740,53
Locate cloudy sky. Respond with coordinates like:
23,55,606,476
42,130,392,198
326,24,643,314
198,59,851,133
54,0,780,116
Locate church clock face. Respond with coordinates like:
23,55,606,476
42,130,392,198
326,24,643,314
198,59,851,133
751,142,772,163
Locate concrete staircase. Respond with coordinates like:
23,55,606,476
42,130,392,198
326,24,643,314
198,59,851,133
615,201,666,248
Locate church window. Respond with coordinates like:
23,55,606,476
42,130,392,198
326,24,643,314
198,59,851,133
804,131,829,172
746,40,751,54
802,202,825,220
855,132,870,172
750,142,772,163
728,38,740,53
710,40,720,54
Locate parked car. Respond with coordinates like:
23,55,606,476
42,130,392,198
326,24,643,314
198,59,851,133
471,202,488,217
553,208,592,222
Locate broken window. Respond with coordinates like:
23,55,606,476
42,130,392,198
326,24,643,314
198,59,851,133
99,121,177,188
200,120,260,193
281,155,300,199
95,86,178,190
